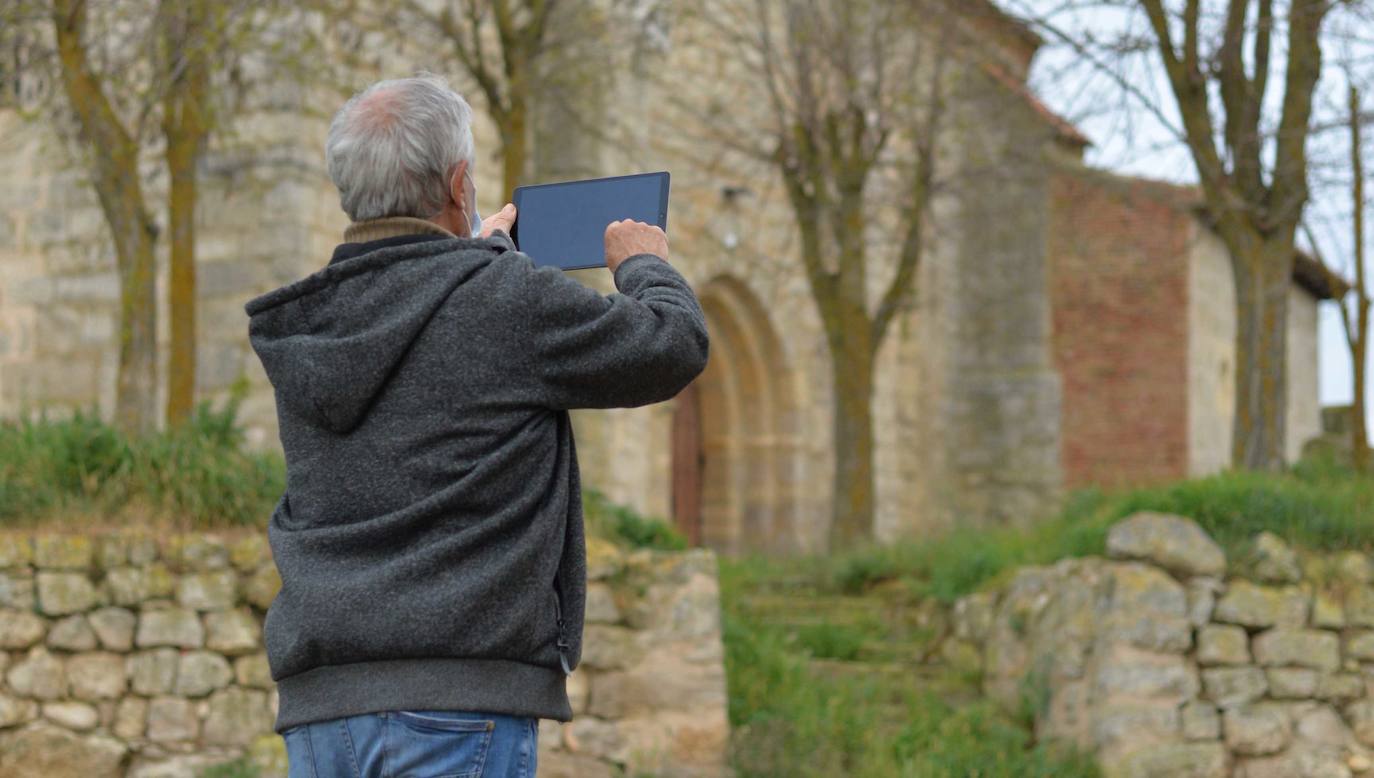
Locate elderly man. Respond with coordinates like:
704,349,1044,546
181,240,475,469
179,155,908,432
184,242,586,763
244,74,709,777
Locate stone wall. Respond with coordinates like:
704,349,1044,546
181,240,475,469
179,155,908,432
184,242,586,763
950,512,1374,778
0,529,730,778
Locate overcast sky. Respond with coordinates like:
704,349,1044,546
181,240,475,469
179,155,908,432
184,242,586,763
1002,0,1374,425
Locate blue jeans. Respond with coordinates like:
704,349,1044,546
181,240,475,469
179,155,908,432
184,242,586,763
282,710,539,778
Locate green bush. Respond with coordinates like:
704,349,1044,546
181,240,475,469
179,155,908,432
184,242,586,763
0,386,284,528
582,487,688,550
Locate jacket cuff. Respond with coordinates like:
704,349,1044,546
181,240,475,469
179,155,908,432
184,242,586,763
612,254,664,289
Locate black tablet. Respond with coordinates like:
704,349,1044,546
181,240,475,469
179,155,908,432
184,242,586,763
511,171,670,271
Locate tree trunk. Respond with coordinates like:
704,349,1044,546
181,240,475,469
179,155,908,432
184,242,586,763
826,294,876,550
161,0,210,428
1231,238,1295,471
164,130,201,427
502,84,529,198
52,0,159,436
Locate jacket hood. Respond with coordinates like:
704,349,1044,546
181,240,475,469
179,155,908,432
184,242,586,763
245,235,497,434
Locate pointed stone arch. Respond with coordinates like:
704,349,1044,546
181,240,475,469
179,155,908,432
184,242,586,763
671,274,802,554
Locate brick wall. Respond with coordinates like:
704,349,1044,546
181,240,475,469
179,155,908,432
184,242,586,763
1048,166,1193,488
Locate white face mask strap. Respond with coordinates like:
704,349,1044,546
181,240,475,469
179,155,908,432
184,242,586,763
462,167,480,238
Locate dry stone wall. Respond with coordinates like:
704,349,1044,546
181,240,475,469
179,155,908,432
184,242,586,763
0,529,730,778
950,512,1374,778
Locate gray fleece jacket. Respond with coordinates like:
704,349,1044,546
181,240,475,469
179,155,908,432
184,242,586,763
244,223,709,733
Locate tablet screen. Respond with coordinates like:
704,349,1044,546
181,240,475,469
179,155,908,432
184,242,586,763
511,172,669,271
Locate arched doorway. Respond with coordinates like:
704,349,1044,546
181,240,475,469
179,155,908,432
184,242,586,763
671,275,799,554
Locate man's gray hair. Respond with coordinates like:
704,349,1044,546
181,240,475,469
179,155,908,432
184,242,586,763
326,74,475,222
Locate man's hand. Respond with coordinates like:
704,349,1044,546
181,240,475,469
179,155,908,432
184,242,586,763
480,203,516,238
604,219,669,274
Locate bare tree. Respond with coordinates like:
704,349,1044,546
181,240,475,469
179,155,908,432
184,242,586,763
4,0,316,432
160,0,214,427
49,0,161,435
396,0,560,197
670,0,954,548
1012,0,1351,471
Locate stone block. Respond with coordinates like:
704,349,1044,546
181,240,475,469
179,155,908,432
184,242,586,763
127,648,179,695
1313,590,1345,629
0,608,48,649
1105,512,1226,577
136,607,204,648
1224,703,1292,756
165,534,230,571
41,701,97,731
1251,532,1301,583
1100,610,1192,654
1202,666,1269,709
1347,699,1374,747
234,652,273,689
93,534,129,570
1105,742,1229,778
1293,703,1353,747
580,625,645,671
587,647,727,720
0,572,36,610
46,614,96,651
0,534,34,567
146,696,198,742
1186,577,1222,627
1345,587,1374,628
585,583,620,624
1316,672,1364,702
1181,701,1220,740
175,651,233,697
1266,668,1319,698
229,534,270,572
112,696,146,739
0,721,127,778
1215,581,1310,629
35,572,98,616
176,569,237,611
1252,629,1340,671
202,687,273,746
1348,631,1374,662
0,693,39,728
205,607,261,655
87,607,136,651
32,535,92,569
242,564,281,610
66,652,126,700
1092,645,1199,703
1197,624,1249,665
1090,702,1180,751
6,646,65,700
1335,552,1373,584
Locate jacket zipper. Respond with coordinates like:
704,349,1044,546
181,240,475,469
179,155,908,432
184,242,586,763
552,572,572,675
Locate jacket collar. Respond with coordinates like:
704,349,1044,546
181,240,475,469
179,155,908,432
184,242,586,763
330,217,458,266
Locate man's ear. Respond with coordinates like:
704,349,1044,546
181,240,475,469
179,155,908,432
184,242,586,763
450,160,468,210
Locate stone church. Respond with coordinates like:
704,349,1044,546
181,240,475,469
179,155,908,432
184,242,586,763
0,2,1330,555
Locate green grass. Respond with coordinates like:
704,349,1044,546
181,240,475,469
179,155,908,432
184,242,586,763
719,557,1099,777
0,396,688,550
582,486,688,550
763,454,1374,605
197,758,261,778
0,384,285,529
